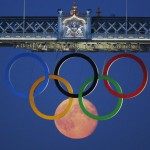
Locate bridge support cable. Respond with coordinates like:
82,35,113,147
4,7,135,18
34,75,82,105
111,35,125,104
23,0,26,35
126,0,128,35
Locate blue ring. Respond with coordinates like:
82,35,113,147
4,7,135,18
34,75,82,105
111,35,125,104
5,53,49,99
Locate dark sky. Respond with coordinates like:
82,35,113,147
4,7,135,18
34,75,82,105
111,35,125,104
0,0,150,150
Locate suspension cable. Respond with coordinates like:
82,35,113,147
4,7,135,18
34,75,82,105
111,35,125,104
23,0,26,35
126,0,128,35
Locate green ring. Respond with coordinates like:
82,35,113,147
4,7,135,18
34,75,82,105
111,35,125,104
78,75,123,120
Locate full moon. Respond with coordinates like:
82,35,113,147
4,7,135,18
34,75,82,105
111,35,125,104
54,98,98,139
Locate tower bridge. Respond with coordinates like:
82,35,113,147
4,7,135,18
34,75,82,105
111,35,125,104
0,2,150,52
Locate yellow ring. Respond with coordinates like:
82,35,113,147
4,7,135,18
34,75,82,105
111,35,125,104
29,75,73,120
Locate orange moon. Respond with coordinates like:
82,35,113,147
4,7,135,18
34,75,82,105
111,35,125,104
54,98,98,139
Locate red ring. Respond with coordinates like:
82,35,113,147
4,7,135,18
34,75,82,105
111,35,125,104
103,53,148,99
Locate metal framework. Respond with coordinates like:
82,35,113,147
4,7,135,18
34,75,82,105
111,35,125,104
0,16,150,52
92,17,150,38
0,17,57,37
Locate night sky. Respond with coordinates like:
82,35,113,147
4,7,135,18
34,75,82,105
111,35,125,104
0,0,150,150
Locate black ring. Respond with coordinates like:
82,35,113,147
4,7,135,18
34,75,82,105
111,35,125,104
54,53,99,98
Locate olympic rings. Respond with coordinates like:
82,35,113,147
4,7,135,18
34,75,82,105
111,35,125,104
29,75,73,120
5,53,49,99
78,75,123,120
5,52,148,122
54,53,99,98
103,53,148,99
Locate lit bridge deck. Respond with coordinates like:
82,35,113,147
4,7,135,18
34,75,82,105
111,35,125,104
0,16,150,52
